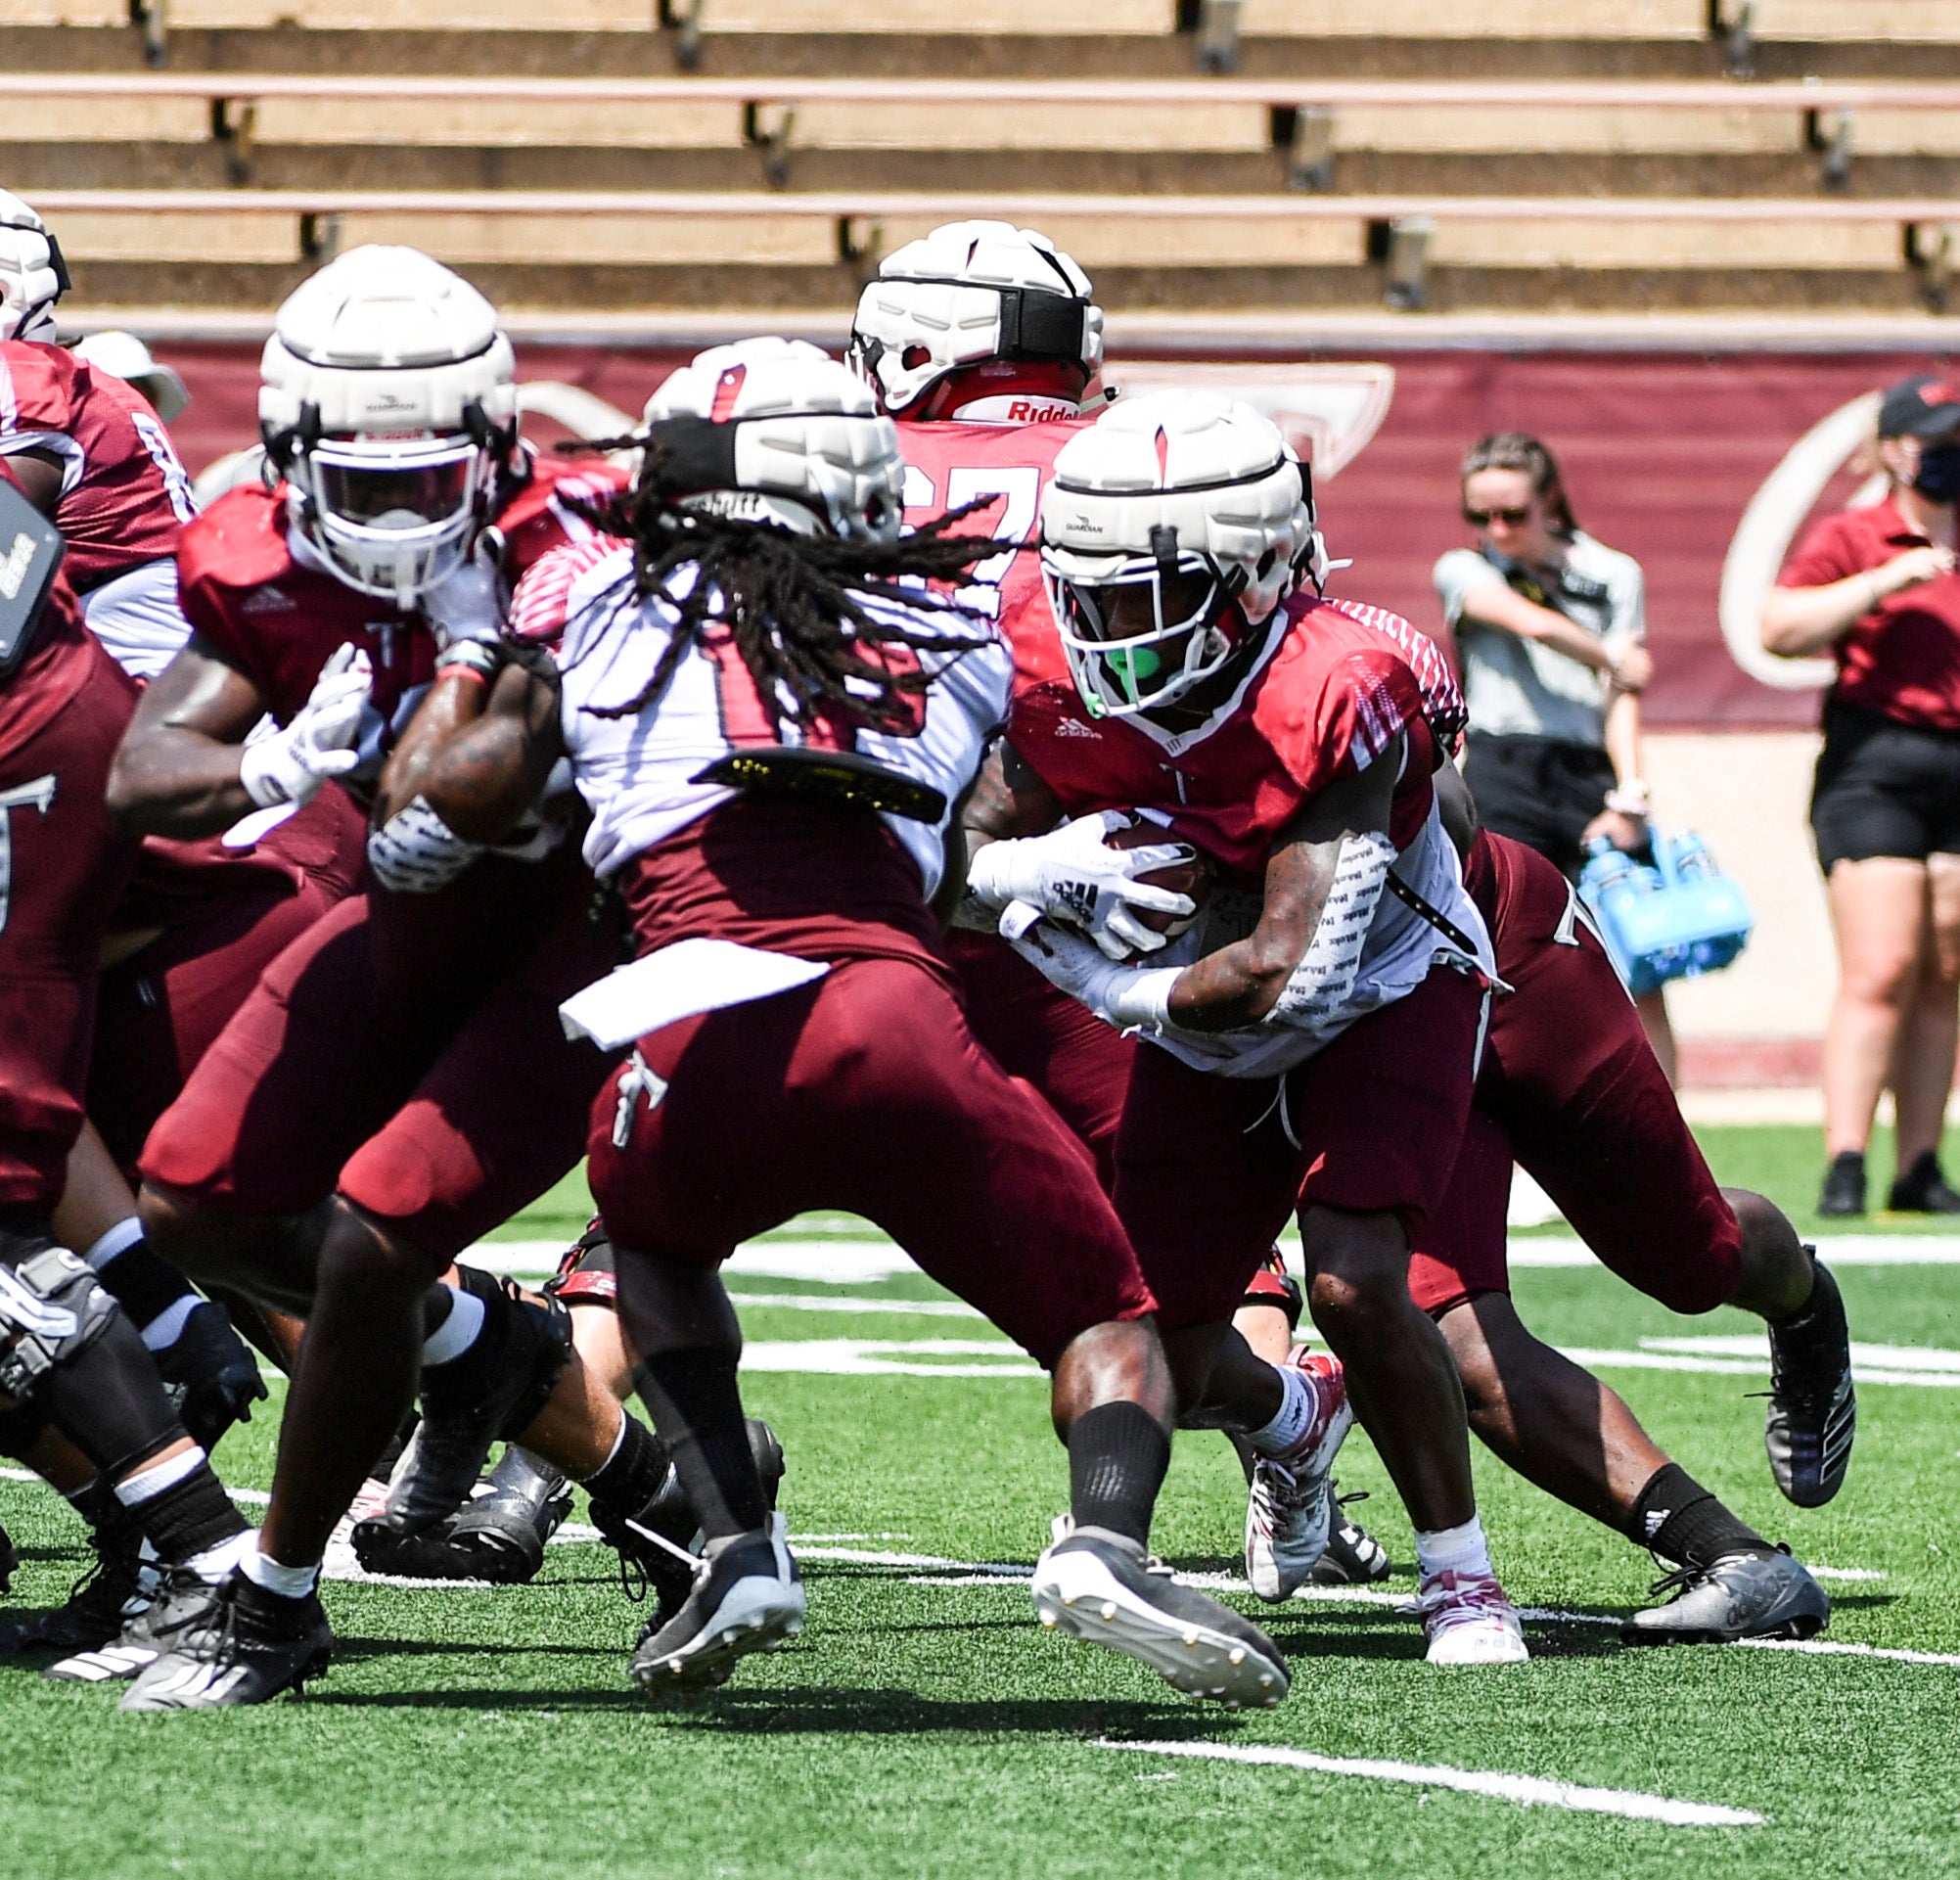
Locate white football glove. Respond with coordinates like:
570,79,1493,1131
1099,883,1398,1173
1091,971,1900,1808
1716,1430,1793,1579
239,642,372,808
1007,917,1180,1034
422,540,505,651
965,810,1198,960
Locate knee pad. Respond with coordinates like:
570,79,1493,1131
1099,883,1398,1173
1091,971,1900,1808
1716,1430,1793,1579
0,1246,121,1401
0,1245,186,1481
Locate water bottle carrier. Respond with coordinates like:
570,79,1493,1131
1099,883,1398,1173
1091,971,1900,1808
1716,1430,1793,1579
1577,828,1754,997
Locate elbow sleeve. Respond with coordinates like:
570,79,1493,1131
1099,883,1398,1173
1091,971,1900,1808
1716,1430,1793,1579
1266,832,1394,1032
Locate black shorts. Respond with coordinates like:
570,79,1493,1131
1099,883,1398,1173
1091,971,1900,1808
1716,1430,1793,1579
1463,733,1616,882
1811,700,1960,874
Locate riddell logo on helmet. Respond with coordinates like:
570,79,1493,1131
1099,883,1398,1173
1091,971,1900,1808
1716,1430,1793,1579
1007,399,1073,424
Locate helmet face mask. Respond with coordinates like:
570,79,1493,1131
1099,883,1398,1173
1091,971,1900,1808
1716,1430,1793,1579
1046,549,1246,717
295,430,490,601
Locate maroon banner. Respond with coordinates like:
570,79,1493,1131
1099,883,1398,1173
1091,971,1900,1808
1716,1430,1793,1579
156,343,1956,728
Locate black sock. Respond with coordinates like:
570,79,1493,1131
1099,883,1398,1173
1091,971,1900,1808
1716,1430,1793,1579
90,1230,198,1335
1067,1401,1171,1547
125,1462,248,1566
633,1349,762,1539
580,1413,670,1512
1625,1463,1770,1569
1769,1259,1847,1360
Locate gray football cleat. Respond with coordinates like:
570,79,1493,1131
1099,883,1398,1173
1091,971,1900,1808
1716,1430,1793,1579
1031,1518,1289,1709
1622,1546,1830,1645
629,1512,804,1708
120,1573,332,1711
44,1564,221,1685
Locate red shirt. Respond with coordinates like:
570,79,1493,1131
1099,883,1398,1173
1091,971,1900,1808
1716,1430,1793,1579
0,340,193,594
1780,496,1960,731
1007,589,1438,888
897,416,1086,689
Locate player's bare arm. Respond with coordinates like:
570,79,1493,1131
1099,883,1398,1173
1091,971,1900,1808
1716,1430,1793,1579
373,668,498,826
105,636,273,837
411,658,564,845
1165,734,1402,1032
0,443,62,514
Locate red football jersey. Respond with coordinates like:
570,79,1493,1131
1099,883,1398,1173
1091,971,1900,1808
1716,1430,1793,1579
178,452,629,731
1008,588,1438,885
0,340,194,594
897,417,1088,690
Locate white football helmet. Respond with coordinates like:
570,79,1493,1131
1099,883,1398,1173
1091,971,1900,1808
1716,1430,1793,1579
847,220,1103,420
258,245,518,603
72,329,190,423
641,336,903,541
1040,390,1327,718
0,191,68,344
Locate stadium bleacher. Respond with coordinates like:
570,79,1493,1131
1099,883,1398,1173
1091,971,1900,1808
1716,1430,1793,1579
6,0,1957,332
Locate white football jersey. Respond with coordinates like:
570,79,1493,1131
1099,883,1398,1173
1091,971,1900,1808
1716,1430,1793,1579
519,538,1011,896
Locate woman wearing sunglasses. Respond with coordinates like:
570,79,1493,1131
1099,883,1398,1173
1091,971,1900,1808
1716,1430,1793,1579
1431,431,1673,1078
1761,376,1960,1218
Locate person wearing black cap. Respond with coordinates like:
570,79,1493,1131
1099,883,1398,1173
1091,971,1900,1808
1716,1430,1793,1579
1762,374,1960,1217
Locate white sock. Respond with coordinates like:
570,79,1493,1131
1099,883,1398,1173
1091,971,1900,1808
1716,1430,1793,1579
82,1216,145,1272
185,1530,256,1584
1248,1362,1314,1457
113,1445,207,1508
420,1286,485,1368
241,1544,320,1600
140,1295,200,1353
1416,1514,1493,1583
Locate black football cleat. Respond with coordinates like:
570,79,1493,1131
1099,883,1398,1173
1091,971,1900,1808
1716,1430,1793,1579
1030,1518,1289,1709
594,1418,785,1625
629,1513,804,1708
120,1573,332,1711
354,1445,571,1583
1622,1546,1829,1645
44,1564,223,1685
361,1283,572,1541
1765,1260,1855,1507
153,1300,269,1453
1816,1151,1865,1219
0,1515,158,1657
1313,1485,1394,1586
0,1518,16,1596
1888,1151,1960,1215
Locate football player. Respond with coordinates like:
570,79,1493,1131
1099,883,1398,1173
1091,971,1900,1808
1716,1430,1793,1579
292,338,1295,1714
110,249,676,1708
961,390,1528,1664
0,460,259,1678
1232,772,1842,1641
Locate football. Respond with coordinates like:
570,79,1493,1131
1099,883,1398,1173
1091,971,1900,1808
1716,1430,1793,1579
1103,814,1214,942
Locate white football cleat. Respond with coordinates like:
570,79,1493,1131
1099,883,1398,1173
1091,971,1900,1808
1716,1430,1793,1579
1414,1569,1529,1665
1031,1517,1289,1709
1244,1350,1354,1602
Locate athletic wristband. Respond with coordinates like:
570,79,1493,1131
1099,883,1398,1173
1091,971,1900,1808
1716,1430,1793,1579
1102,966,1180,1033
434,640,503,684
1604,781,1651,818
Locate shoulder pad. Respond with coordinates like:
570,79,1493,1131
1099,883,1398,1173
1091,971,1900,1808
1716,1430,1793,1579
176,485,292,596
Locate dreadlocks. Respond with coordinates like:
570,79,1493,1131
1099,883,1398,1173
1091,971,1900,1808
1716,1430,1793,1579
563,436,1013,736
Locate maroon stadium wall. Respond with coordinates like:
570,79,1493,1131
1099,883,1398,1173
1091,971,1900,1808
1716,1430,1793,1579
158,343,1955,730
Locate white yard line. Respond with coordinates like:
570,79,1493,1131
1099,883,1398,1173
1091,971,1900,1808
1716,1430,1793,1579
1733,1636,1960,1669
1093,1738,1765,1828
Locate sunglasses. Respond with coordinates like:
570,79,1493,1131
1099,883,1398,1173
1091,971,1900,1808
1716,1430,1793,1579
1463,505,1534,528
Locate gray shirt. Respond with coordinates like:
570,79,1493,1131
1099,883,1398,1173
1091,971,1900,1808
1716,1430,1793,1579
1433,531,1646,747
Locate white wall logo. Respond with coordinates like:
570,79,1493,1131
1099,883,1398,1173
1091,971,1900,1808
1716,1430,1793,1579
0,529,36,600
1719,391,1884,693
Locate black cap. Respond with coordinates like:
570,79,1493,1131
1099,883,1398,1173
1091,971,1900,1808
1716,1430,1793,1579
1878,375,1960,444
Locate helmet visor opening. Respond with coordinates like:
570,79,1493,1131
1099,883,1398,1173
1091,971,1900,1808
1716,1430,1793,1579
313,437,479,532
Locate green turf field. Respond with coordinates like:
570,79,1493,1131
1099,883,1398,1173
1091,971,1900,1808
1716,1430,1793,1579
4,1123,1959,1879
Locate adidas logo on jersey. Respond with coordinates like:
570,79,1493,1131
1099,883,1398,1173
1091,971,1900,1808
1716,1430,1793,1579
1053,720,1102,739
240,584,296,615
